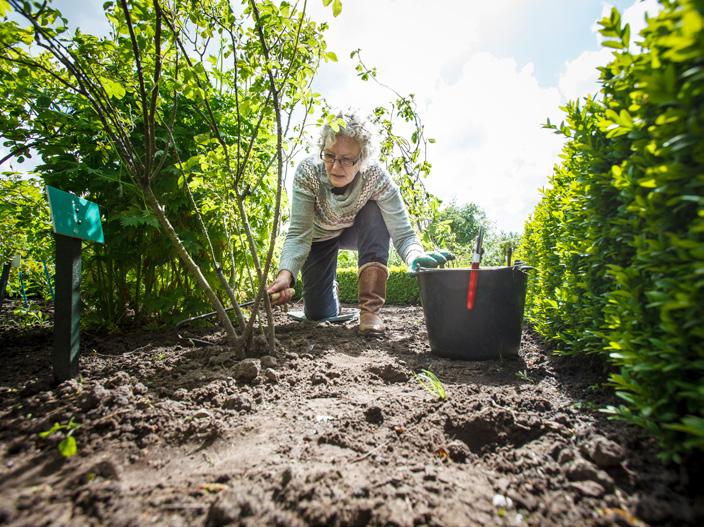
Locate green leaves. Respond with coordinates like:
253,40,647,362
59,436,78,458
117,207,159,229
1,0,332,331
39,418,81,458
322,0,342,17
414,369,448,401
99,77,126,99
519,0,704,462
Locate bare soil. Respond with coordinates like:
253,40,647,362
0,301,702,526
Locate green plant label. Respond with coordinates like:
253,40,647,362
46,186,104,244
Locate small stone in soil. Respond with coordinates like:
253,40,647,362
173,388,189,400
194,409,212,419
234,359,260,383
222,394,254,412
368,363,409,383
570,481,605,498
581,435,625,468
564,459,615,493
311,372,328,385
80,384,109,410
446,439,471,463
105,371,132,388
260,355,277,368
264,368,279,383
557,447,577,465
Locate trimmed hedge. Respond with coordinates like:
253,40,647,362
517,1,704,461
337,265,421,305
293,265,421,305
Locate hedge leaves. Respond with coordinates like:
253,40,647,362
519,0,704,461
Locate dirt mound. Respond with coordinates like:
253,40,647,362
0,305,701,526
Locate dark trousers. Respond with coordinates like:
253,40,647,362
302,200,390,320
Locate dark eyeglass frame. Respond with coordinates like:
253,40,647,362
320,150,361,168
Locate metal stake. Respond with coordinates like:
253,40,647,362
53,234,82,383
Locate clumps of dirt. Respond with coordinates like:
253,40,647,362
364,406,384,425
0,305,702,526
367,362,409,384
444,405,545,454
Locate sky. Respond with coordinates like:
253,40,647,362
305,0,660,233
3,0,660,233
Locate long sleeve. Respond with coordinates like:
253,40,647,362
278,163,317,281
375,178,424,265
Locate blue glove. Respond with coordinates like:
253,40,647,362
409,250,456,273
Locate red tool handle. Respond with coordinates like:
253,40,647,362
466,262,479,310
466,227,484,311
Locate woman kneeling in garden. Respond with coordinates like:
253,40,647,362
267,110,452,335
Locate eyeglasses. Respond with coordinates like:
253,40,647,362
320,151,360,168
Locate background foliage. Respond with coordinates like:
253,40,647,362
517,0,704,461
336,265,422,305
0,0,332,331
0,174,53,299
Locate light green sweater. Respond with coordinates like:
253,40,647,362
279,157,424,278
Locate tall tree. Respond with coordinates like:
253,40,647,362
1,0,337,351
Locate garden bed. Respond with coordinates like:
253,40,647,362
0,301,701,526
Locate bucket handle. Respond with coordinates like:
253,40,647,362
512,260,535,273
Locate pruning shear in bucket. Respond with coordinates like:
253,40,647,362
466,227,484,311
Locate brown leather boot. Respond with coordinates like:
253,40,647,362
358,262,388,335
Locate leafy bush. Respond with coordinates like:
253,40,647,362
337,266,421,305
0,174,54,300
425,201,521,267
292,265,422,305
518,1,704,461
0,0,329,335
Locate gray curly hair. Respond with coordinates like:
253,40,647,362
318,110,375,172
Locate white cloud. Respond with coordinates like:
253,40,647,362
558,48,611,101
307,1,564,232
623,0,661,43
424,54,564,233
560,0,662,102
307,0,523,115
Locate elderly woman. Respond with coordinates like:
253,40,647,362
267,111,452,335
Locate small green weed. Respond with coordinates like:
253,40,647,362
39,418,81,458
572,400,598,412
515,369,531,382
11,303,48,328
414,369,447,401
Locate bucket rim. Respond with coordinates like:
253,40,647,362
416,266,516,273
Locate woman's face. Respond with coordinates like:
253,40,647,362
322,135,362,188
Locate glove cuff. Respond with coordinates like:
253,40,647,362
406,249,424,267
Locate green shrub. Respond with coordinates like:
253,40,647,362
518,1,704,461
337,265,422,304
293,265,422,305
0,175,54,301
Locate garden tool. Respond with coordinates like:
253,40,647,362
466,227,484,310
175,288,296,329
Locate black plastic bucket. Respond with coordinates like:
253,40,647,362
417,266,530,360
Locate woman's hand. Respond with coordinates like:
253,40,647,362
267,270,295,306
408,250,456,273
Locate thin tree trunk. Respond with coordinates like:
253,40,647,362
140,183,238,342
